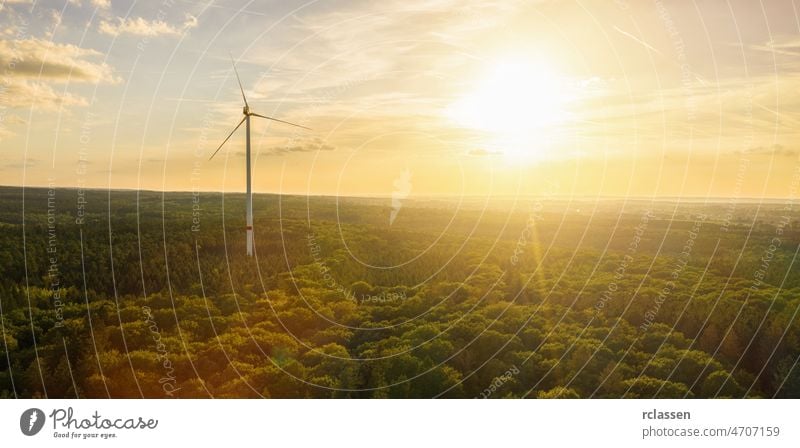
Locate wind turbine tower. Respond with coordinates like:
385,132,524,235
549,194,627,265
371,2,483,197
209,56,311,256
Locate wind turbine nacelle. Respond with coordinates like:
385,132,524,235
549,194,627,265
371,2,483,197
243,105,250,115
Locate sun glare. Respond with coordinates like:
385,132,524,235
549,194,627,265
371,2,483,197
448,59,573,163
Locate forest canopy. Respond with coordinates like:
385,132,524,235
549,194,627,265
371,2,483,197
0,187,798,398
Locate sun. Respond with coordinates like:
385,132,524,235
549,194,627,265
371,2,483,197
447,59,574,163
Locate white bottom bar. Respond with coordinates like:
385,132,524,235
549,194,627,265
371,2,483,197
2,399,797,447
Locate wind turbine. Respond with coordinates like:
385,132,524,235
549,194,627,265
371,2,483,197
209,56,311,257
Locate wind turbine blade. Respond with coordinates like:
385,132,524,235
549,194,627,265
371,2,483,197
230,53,249,108
249,113,312,130
209,116,247,160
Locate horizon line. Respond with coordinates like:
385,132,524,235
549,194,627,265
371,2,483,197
0,184,794,203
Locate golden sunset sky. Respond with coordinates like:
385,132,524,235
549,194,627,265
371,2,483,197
1,0,799,198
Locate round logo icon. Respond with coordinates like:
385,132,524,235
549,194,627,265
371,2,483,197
20,408,45,436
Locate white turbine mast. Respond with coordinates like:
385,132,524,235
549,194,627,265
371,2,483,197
210,55,311,257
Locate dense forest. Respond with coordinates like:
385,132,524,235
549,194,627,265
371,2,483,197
0,186,798,398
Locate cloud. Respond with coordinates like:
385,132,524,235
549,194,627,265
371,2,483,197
0,38,118,83
265,0,528,97
0,37,119,110
742,144,800,158
613,26,664,56
0,127,15,142
98,14,198,37
251,138,335,157
2,115,26,125
0,80,89,110
91,0,110,8
0,0,32,12
0,115,26,140
750,38,800,57
1,157,38,169
182,14,198,31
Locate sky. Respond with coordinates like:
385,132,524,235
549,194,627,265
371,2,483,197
1,0,799,198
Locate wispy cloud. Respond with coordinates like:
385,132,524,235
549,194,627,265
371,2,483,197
0,37,119,110
0,0,33,12
91,0,110,9
613,26,663,56
750,37,800,57
741,144,799,158
1,157,38,169
254,138,335,157
0,80,89,110
99,14,198,37
0,38,118,82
